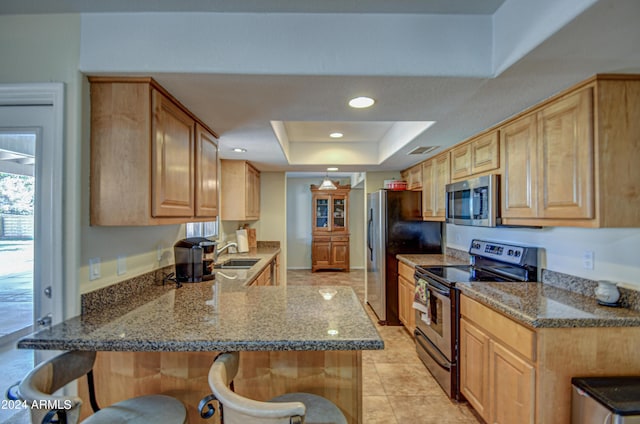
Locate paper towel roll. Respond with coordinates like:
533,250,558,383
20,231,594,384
236,229,249,252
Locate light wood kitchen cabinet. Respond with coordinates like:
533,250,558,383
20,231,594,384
500,75,640,227
195,124,219,217
451,131,499,181
220,160,261,221
459,293,640,423
397,262,416,335
460,295,535,424
311,184,351,272
89,77,219,226
407,164,422,190
501,88,593,221
421,152,450,221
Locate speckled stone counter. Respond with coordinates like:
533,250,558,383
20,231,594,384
19,283,383,352
458,282,640,328
396,253,468,268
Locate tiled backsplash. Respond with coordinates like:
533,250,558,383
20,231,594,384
81,265,174,315
542,269,640,312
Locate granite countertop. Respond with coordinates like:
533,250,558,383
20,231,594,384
396,253,468,268
18,281,384,352
459,282,640,328
20,245,383,352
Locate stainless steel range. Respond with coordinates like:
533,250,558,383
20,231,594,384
413,239,538,400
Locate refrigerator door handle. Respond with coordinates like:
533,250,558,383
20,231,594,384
367,208,373,261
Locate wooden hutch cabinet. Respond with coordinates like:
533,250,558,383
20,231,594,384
310,183,351,272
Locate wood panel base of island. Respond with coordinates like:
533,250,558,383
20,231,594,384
78,350,362,424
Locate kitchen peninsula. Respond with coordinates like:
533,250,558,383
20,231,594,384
18,249,382,424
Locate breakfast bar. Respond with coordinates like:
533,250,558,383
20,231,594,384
18,265,383,423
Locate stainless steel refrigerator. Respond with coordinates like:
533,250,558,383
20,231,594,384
366,190,442,325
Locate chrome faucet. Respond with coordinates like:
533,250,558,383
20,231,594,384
214,242,238,262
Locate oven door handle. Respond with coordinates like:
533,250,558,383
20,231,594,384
426,280,450,297
415,330,451,371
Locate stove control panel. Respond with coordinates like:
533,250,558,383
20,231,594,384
469,240,529,265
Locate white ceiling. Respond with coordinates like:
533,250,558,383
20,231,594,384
3,0,640,174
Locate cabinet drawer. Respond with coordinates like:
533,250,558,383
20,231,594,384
314,236,331,242
398,262,415,282
330,236,349,242
460,295,536,362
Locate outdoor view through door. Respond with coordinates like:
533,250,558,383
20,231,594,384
0,132,35,345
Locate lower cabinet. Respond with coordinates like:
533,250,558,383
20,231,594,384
397,262,416,335
312,235,350,272
460,295,535,424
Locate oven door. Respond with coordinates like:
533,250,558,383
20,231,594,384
415,277,452,361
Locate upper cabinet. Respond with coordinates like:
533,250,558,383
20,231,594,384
220,160,261,221
451,131,499,181
422,152,450,221
501,75,640,227
407,164,423,190
89,77,219,226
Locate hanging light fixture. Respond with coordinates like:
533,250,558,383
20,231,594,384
319,174,337,190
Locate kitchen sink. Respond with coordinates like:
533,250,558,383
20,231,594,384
214,258,260,269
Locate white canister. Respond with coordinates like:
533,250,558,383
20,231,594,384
595,280,620,304
236,229,249,253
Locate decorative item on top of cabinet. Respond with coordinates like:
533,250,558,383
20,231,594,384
451,131,499,181
89,77,219,226
500,74,640,227
311,183,351,272
422,152,450,221
220,160,260,221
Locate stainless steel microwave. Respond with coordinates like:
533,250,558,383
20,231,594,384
445,175,499,227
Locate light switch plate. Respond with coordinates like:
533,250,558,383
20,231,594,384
89,257,101,280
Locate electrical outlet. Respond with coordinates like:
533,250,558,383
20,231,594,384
582,250,594,270
157,245,163,262
117,255,127,275
89,257,101,280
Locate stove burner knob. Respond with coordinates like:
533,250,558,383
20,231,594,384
515,251,521,257
508,249,514,256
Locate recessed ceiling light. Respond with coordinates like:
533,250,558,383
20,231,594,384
231,148,247,153
348,96,375,109
327,167,339,172
329,132,344,139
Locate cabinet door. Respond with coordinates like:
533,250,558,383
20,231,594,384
408,165,423,190
460,318,490,422
313,195,331,232
421,160,435,218
331,241,349,269
151,90,195,217
537,88,594,219
246,164,260,219
489,340,535,424
312,240,331,268
398,277,408,326
501,115,538,218
332,195,348,233
471,131,499,175
451,143,472,180
433,153,450,218
195,124,218,217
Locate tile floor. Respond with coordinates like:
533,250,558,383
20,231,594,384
288,269,481,424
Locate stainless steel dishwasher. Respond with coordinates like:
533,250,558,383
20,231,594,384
572,377,640,423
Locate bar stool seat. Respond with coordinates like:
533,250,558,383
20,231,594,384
269,392,347,424
202,351,348,424
18,351,186,424
83,394,186,424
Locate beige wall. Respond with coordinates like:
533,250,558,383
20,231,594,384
0,14,187,299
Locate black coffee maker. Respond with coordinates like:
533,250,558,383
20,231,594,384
174,237,217,283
